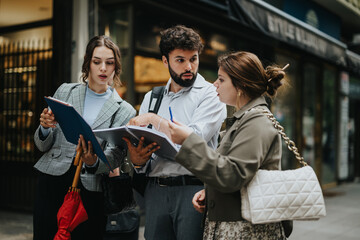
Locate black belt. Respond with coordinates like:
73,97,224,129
149,175,203,187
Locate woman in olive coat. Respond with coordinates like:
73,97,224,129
169,51,289,239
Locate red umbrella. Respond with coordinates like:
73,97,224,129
54,149,88,240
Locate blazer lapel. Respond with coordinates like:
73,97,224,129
91,89,123,129
68,83,86,116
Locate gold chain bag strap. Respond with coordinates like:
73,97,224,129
241,108,326,224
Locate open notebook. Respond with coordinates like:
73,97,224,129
93,125,178,160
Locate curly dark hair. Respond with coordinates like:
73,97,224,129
218,51,286,101
159,25,204,58
81,35,122,87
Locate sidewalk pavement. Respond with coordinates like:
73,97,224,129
0,182,359,240
290,182,360,240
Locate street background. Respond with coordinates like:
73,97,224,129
0,182,359,240
1,1,360,237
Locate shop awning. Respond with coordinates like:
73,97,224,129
229,0,347,66
346,50,360,75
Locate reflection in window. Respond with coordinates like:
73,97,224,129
273,54,298,170
303,64,318,168
134,55,169,86
133,56,169,110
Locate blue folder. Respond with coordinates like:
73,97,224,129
44,96,112,170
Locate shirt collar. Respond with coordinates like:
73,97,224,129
164,73,208,95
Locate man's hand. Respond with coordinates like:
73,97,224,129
123,137,160,167
128,113,172,139
128,113,156,127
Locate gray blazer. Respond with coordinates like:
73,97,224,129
176,96,282,221
34,83,136,192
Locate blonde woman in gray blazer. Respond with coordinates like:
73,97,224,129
169,52,289,239
33,36,136,240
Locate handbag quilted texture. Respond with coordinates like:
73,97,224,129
241,108,326,224
241,165,326,224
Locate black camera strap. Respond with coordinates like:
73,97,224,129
147,86,165,129
148,86,165,114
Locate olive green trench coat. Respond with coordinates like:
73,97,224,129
176,96,282,221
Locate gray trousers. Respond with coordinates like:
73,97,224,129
144,181,204,240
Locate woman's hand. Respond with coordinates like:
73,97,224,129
168,120,193,145
77,135,98,166
192,189,206,213
108,167,120,177
39,108,57,128
123,137,160,167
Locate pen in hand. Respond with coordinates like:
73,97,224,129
169,106,174,122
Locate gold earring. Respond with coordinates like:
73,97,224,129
237,91,242,97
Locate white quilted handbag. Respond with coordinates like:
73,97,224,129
241,108,326,224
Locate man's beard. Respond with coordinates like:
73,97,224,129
168,64,197,87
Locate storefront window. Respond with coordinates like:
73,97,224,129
303,63,318,169
273,54,298,169
134,56,169,85
105,6,133,102
107,8,129,49
322,67,337,185
133,55,169,109
348,76,360,181
0,27,52,162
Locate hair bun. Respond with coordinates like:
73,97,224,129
265,64,289,96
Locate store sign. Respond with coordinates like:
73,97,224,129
238,0,346,66
267,14,327,53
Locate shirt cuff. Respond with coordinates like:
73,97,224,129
132,159,151,173
39,126,51,140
